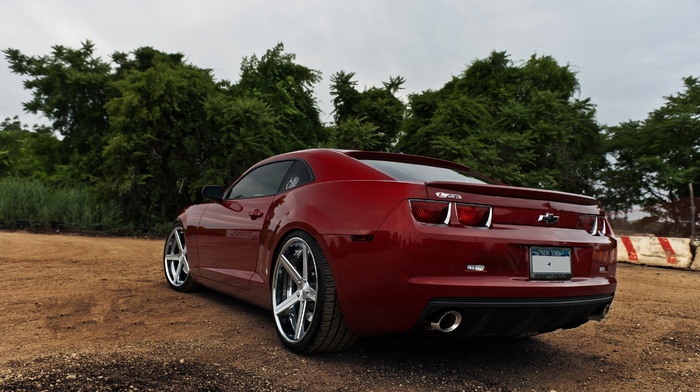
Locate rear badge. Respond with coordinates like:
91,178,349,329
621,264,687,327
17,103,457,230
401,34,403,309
436,192,462,199
538,212,559,224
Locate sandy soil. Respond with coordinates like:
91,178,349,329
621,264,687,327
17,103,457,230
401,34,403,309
0,231,699,391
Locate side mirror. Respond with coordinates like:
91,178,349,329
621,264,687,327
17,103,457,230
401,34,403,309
201,185,224,201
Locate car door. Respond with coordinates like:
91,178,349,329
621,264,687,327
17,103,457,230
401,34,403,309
197,160,294,289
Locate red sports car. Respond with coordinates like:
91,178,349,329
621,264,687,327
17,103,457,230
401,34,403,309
163,149,617,353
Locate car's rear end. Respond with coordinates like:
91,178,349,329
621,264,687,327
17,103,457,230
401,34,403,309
326,151,617,338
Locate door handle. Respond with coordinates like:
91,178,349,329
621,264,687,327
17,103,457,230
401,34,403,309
249,209,264,219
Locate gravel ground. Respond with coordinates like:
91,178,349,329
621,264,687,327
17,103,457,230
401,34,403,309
1,231,699,391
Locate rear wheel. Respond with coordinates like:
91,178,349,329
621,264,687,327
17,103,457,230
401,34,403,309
163,223,199,292
271,231,356,353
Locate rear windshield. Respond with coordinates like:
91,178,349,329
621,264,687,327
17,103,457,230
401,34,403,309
361,159,490,184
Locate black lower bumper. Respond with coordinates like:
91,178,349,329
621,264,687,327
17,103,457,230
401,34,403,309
417,294,615,337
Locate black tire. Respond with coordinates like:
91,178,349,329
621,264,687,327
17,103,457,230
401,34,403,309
271,231,356,353
163,223,200,292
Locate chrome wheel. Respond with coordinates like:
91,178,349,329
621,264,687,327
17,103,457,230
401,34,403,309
272,236,319,344
163,225,198,291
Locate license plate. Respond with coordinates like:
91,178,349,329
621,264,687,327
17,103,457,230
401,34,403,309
530,247,572,280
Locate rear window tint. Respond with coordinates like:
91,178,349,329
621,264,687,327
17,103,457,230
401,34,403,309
278,160,314,192
361,159,490,184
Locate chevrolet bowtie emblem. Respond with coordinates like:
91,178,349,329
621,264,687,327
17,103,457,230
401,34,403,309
538,212,559,224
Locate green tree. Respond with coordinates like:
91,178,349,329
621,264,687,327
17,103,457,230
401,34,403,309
0,116,64,180
237,43,325,149
202,94,284,186
328,71,405,151
602,76,700,236
329,71,362,124
102,47,217,228
4,41,329,231
4,41,113,181
400,51,604,194
327,117,382,150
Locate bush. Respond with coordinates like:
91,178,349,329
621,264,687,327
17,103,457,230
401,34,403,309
0,177,124,231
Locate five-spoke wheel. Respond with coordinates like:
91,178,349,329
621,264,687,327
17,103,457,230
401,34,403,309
272,235,319,344
271,231,355,353
163,224,199,292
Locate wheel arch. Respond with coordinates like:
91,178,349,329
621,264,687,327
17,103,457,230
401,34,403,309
265,222,326,289
260,180,427,277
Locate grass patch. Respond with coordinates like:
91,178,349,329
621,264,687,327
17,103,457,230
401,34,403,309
0,177,124,231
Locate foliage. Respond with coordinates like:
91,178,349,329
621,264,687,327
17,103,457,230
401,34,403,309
328,71,405,151
0,116,64,181
399,52,604,195
4,41,327,231
327,117,382,150
102,47,218,228
203,94,284,185
3,41,113,182
0,177,123,230
237,43,325,149
7,41,696,236
602,76,700,236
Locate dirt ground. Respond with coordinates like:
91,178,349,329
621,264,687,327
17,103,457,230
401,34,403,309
0,231,698,391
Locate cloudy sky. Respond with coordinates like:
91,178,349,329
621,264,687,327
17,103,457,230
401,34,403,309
2,0,699,128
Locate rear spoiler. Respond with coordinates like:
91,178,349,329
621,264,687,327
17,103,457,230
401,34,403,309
427,181,599,206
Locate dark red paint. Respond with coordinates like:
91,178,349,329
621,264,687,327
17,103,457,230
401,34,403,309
176,149,617,337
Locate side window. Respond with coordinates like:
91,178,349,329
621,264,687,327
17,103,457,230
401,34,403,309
226,161,294,199
279,160,314,192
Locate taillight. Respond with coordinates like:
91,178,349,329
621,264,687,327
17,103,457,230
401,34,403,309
579,215,614,237
456,203,490,226
410,200,491,227
579,214,598,234
410,200,449,224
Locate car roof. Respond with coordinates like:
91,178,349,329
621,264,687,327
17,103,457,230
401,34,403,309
342,150,472,173
253,149,388,182
254,149,475,183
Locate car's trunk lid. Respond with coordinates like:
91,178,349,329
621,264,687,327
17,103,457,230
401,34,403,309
426,182,603,230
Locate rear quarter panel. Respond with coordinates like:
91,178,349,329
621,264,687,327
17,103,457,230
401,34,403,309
247,180,427,310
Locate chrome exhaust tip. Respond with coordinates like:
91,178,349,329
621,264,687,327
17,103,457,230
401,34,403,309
430,310,462,333
589,304,610,322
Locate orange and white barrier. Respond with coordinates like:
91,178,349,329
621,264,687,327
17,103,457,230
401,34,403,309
617,236,697,270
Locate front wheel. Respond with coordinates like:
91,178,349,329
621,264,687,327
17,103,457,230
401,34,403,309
271,231,356,353
163,223,199,292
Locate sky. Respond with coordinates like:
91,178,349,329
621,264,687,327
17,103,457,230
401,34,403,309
1,0,699,128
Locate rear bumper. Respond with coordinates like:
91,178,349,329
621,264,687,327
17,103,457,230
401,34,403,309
323,228,617,336
417,294,614,337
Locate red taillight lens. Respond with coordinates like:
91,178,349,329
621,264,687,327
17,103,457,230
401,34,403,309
579,215,597,234
456,203,490,226
410,200,449,224
579,215,614,237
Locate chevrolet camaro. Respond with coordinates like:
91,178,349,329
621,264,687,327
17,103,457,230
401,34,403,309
163,149,617,353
